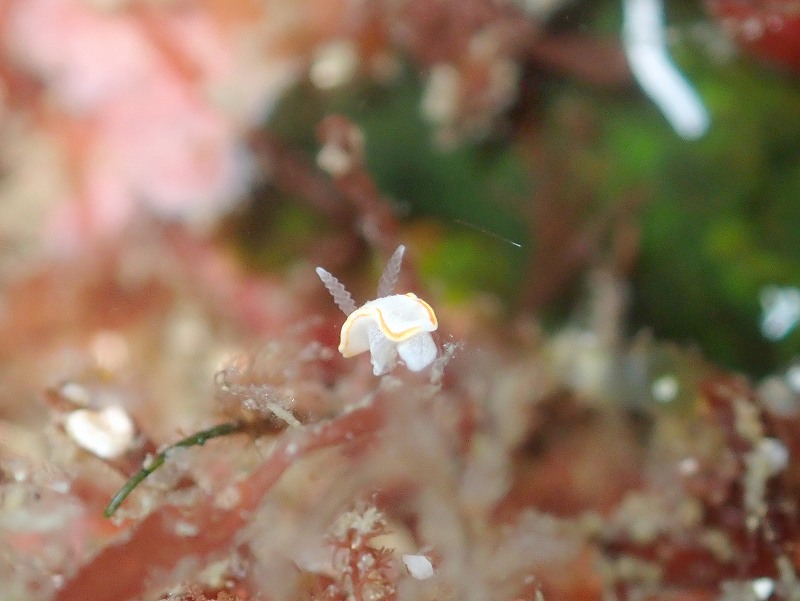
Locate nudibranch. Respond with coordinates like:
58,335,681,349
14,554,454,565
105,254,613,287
316,245,439,376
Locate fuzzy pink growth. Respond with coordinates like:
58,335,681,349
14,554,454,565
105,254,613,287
6,0,249,248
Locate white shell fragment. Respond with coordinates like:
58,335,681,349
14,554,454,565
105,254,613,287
316,246,439,376
402,554,434,580
65,406,135,459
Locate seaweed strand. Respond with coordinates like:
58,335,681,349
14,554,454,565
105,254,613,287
104,420,246,517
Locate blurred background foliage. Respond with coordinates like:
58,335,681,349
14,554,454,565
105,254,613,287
236,0,800,377
265,73,531,303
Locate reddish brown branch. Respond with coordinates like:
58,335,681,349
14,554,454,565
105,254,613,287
55,399,386,601
248,131,355,228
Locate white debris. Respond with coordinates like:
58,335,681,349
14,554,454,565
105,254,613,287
65,405,135,459
331,505,384,540
743,437,789,529
315,126,365,177
760,286,800,341
264,402,302,428
757,437,789,474
651,374,679,403
174,520,200,537
59,381,91,406
90,330,130,372
310,40,359,90
720,578,776,601
316,143,353,176
757,376,798,417
678,456,699,476
752,577,775,600
787,364,800,393
402,554,434,580
421,64,461,126
549,328,612,399
622,0,710,139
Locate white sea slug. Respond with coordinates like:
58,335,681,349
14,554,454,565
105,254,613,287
316,245,439,376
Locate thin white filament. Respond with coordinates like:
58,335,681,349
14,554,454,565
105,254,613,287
622,0,709,139
315,267,358,316
377,244,406,298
